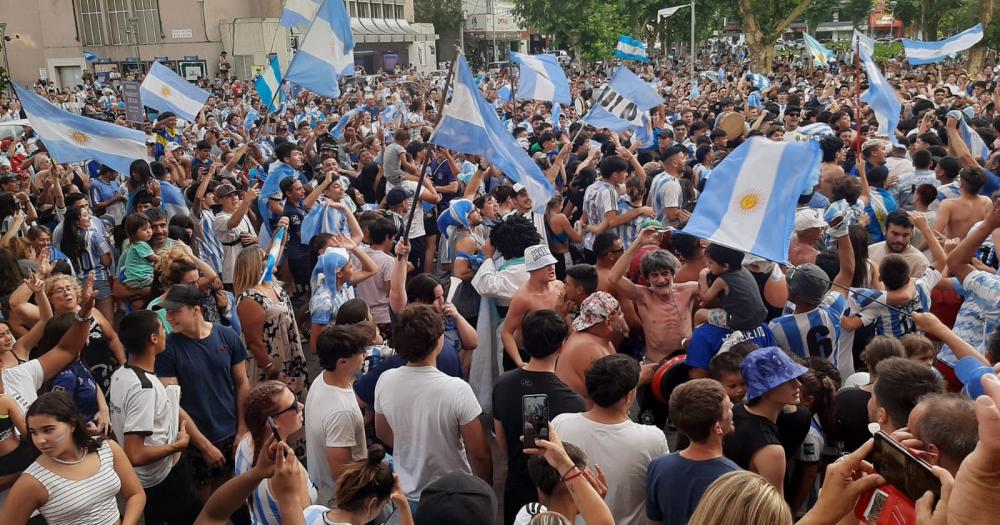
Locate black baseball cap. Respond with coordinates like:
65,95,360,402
160,284,204,311
413,473,496,525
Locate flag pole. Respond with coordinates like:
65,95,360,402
853,46,863,157
401,46,461,243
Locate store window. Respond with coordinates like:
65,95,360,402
74,0,161,46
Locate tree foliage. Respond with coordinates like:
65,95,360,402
414,0,464,35
735,0,818,69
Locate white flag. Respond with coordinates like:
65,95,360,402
658,4,690,20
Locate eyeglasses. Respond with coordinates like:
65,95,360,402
49,286,76,296
273,400,303,418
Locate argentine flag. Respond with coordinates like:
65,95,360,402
160,180,189,220
683,138,823,264
430,54,554,213
13,84,146,177
803,33,834,66
948,109,990,159
797,122,835,137
509,52,571,105
139,61,210,122
83,50,98,62
615,35,649,63
903,24,983,66
585,66,663,128
860,48,902,147
261,227,286,283
255,55,284,111
747,72,770,91
285,0,355,99
853,30,875,55
279,0,321,29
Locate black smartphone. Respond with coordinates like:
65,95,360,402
522,394,549,449
870,431,940,502
266,416,282,444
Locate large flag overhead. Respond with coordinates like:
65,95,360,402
682,138,823,264
803,33,834,66
585,66,663,128
285,0,355,99
139,61,210,122
13,84,146,177
859,48,902,146
509,52,571,105
254,55,284,111
430,54,554,213
615,35,650,63
903,23,984,65
279,0,321,29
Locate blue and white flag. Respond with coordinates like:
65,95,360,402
581,106,635,133
261,226,286,283
279,0,321,29
615,35,649,63
690,79,700,99
139,61,210,122
747,71,770,91
551,103,562,132
509,52,571,105
243,108,259,132
13,84,146,177
797,122,835,137
330,107,365,139
254,55,284,111
804,33,834,66
380,102,403,125
83,50,98,62
747,90,763,109
860,48,902,147
903,24,983,66
496,84,512,103
285,0,355,99
948,109,991,158
634,113,654,147
585,66,663,128
853,30,875,56
717,67,726,82
159,180,189,220
682,138,823,264
301,201,350,245
430,54,554,212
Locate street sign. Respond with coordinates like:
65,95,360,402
122,81,144,124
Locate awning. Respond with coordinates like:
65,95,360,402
351,18,380,43
393,19,435,42
350,17,431,44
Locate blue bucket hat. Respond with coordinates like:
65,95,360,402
741,347,808,402
312,247,350,298
436,198,475,239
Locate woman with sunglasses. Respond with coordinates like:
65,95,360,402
236,381,316,525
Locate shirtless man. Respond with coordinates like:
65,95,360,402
554,291,624,400
593,232,642,335
788,208,826,266
608,227,700,364
934,167,993,239
500,244,569,369
818,136,846,199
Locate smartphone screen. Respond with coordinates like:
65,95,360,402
870,431,940,502
522,394,549,449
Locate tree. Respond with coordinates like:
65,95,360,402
736,0,818,70
967,0,996,74
414,0,464,35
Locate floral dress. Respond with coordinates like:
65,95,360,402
238,283,308,459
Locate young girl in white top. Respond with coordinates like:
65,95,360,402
4,391,145,525
303,445,412,525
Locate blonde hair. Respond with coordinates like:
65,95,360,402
688,471,793,525
44,274,80,298
232,245,266,296
155,247,197,287
529,512,572,525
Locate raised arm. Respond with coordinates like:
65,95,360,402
227,186,259,229
388,240,410,315
945,114,979,168
608,228,655,302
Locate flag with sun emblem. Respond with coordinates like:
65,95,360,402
682,137,822,264
139,61,210,122
13,84,147,177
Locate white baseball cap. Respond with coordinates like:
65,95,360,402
524,243,558,272
794,208,827,232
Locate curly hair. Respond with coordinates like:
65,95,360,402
489,213,541,260
243,381,289,465
154,246,198,287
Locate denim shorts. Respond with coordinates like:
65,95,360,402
92,278,112,301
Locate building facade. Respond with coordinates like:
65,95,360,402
461,0,529,69
0,0,436,90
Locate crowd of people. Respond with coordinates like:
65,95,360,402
1,39,1000,525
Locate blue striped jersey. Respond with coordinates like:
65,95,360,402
303,505,337,525
769,293,848,367
649,172,682,224
617,196,643,249
235,436,318,525
939,271,1000,365
862,268,942,337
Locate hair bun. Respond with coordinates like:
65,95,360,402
367,444,386,464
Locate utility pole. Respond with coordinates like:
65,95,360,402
690,0,696,66
126,16,142,74
491,0,497,63
0,23,10,95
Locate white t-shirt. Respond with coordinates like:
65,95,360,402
398,180,426,239
214,211,254,283
108,365,181,487
551,412,670,525
4,359,44,415
305,375,367,508
374,365,481,500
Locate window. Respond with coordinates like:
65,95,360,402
371,2,381,19
349,1,357,17
358,1,369,18
74,0,161,46
395,5,403,19
77,0,106,46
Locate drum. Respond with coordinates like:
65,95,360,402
637,353,692,431
718,111,746,140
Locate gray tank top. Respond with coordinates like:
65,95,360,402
719,267,768,331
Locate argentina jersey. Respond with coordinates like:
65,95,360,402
236,437,318,525
648,172,678,220
863,268,942,337
769,292,847,365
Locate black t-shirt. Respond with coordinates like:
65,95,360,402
834,386,872,453
777,405,812,460
723,403,782,469
491,369,586,485
354,161,381,204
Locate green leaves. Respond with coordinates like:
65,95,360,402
414,0,464,34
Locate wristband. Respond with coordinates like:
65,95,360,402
263,361,274,370
560,465,578,481
74,312,95,324
563,469,584,483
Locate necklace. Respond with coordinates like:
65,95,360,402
51,448,88,465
